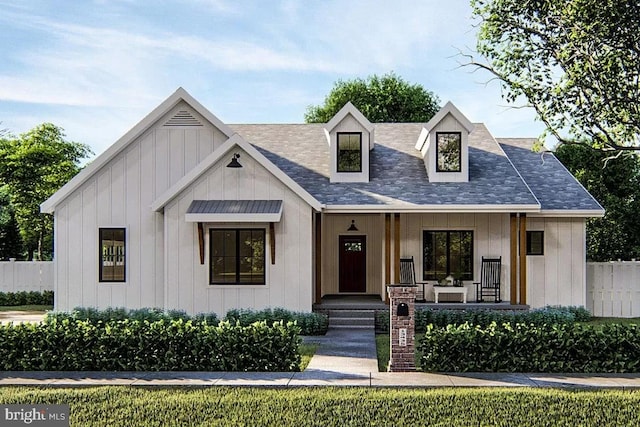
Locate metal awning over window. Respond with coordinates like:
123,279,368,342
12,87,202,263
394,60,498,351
185,200,283,222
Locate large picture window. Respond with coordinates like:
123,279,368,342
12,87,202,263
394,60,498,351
423,230,473,280
210,229,265,285
436,132,462,172
337,132,362,172
99,228,126,282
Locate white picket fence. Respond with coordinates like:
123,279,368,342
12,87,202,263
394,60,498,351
587,261,640,318
0,260,54,293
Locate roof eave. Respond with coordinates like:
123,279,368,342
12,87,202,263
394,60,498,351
529,209,605,218
322,204,541,214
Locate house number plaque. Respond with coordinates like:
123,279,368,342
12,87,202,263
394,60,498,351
399,328,407,347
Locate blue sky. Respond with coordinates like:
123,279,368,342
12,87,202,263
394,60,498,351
0,0,544,160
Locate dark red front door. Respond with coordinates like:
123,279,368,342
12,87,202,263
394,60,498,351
339,235,366,293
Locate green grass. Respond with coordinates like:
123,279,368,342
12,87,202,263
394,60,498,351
375,334,389,372
299,343,317,371
0,387,638,426
0,305,52,312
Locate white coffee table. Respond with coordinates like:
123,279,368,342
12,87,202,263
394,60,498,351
433,286,467,303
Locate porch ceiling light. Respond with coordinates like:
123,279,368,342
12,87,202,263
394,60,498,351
227,153,242,168
347,220,358,231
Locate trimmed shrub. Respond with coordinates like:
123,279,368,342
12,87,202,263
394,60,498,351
0,290,53,306
44,307,219,325
224,308,328,335
419,322,640,373
376,306,587,333
0,319,300,372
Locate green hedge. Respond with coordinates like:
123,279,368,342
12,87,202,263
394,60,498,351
45,307,219,325
0,318,300,372
0,290,53,306
376,306,591,332
419,322,640,373
224,308,328,335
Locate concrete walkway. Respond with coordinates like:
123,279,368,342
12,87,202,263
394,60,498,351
0,327,639,388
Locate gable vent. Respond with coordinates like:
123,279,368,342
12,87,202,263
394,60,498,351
164,110,203,127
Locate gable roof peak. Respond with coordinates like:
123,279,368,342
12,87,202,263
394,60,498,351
324,101,374,132
41,87,234,214
424,101,474,133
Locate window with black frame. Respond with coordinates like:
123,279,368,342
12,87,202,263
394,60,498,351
526,230,544,255
210,229,265,285
337,132,362,172
423,230,473,280
99,228,126,282
436,132,462,172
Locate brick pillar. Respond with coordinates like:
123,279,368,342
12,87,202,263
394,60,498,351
387,285,417,372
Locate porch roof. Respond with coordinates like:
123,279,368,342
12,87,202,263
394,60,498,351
185,200,283,222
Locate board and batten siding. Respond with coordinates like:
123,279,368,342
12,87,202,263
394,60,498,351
527,217,586,308
320,214,384,297
163,147,314,316
53,102,229,311
400,213,511,302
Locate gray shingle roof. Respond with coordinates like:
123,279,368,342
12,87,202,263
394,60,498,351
226,123,599,213
498,139,604,211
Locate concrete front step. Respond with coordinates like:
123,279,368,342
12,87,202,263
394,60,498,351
329,324,374,330
328,309,375,330
328,309,375,318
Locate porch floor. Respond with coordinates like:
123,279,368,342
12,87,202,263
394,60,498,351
313,295,529,311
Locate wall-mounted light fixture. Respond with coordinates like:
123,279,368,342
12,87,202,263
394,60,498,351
227,153,242,168
347,220,358,231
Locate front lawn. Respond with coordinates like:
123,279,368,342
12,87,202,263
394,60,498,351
299,343,317,371
0,387,638,426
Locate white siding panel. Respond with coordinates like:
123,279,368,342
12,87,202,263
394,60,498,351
155,130,169,196
184,129,199,173
139,133,157,307
125,145,141,309
168,129,185,186
164,201,180,310
110,157,126,308
177,195,195,314
81,183,97,307
67,193,83,309
96,170,112,308
198,128,215,162
56,203,69,310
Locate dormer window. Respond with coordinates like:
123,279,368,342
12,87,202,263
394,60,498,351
337,132,362,172
436,132,462,172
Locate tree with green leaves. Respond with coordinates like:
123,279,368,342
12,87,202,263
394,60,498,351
0,123,92,260
469,0,640,151
555,144,640,261
305,73,440,123
0,188,22,260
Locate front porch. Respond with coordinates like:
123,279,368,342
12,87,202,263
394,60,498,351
314,212,531,307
